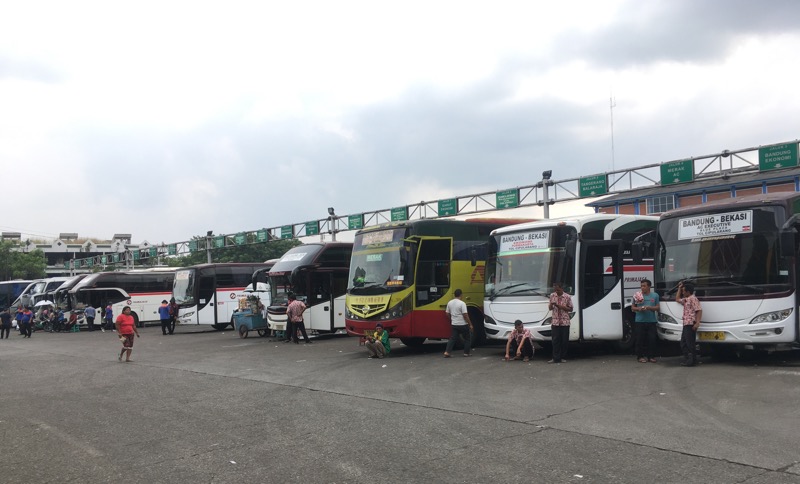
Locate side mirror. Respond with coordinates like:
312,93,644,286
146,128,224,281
780,229,796,258
631,241,643,264
565,236,576,259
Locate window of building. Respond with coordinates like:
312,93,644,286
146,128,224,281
647,195,675,214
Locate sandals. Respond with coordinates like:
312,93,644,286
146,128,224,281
523,357,530,362
638,358,647,363
443,353,451,358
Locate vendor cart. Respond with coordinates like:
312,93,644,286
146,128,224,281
233,294,270,338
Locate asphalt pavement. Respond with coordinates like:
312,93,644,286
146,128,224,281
1,325,799,483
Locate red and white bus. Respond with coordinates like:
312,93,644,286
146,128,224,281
483,214,657,350
69,269,177,326
173,262,274,330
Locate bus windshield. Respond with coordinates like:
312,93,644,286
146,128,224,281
656,206,792,297
173,269,196,305
348,228,412,295
486,226,577,297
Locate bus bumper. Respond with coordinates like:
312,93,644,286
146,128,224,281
657,321,796,345
346,312,413,338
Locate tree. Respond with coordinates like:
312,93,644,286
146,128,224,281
166,239,302,267
0,241,47,280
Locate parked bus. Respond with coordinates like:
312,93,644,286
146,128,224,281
70,269,177,326
53,274,89,311
345,219,524,346
11,278,45,309
31,277,71,306
0,279,31,309
262,243,352,335
654,192,800,350
483,214,657,350
173,262,274,330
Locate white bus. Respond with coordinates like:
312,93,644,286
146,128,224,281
655,192,799,351
483,214,657,350
173,262,274,330
264,243,352,335
69,269,177,326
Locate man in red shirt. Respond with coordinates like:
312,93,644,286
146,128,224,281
115,306,140,362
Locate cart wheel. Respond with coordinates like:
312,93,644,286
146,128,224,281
238,325,248,339
257,329,271,337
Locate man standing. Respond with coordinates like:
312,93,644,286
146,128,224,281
286,293,311,344
0,308,11,339
676,281,702,367
548,282,573,364
158,300,171,336
633,279,660,363
20,306,34,338
104,304,114,331
168,298,179,335
84,305,97,332
115,306,140,362
444,289,473,357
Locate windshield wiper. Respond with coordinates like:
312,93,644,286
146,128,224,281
666,275,727,295
667,275,765,295
490,283,539,301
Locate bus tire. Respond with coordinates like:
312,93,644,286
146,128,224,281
468,308,486,346
132,312,141,328
612,313,635,353
400,337,426,348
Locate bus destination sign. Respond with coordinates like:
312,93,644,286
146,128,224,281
678,210,752,240
498,230,550,254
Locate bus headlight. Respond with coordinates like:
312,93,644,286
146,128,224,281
541,312,575,326
345,307,362,321
657,312,677,324
181,311,195,319
750,308,793,324
381,294,413,320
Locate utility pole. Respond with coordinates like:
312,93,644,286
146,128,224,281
537,170,555,219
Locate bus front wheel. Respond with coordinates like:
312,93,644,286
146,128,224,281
400,337,426,348
132,312,142,328
468,308,487,346
612,314,635,352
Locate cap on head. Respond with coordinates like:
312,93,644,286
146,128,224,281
376,323,383,328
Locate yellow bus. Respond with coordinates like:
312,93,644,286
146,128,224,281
344,219,526,347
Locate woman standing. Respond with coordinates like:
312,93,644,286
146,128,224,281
115,306,139,362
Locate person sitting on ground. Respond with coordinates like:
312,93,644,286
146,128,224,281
504,320,535,362
365,323,391,359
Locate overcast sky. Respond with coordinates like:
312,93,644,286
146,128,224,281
2,0,799,244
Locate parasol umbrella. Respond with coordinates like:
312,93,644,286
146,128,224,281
34,300,55,307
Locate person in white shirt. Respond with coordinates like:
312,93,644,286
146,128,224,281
444,289,473,357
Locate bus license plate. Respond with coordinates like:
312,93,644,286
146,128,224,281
698,331,725,341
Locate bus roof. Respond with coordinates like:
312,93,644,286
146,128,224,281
661,192,800,219
175,262,274,271
490,214,657,235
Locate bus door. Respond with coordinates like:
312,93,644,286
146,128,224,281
579,240,624,340
414,238,452,335
198,273,216,325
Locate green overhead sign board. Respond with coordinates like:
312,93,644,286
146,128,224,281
281,226,293,239
113,253,120,263
438,198,457,216
214,236,225,248
496,189,519,209
391,206,408,222
660,159,694,186
101,256,107,264
257,229,268,242
149,248,157,258
168,244,177,255
348,214,364,230
759,143,798,172
305,221,319,236
189,240,197,252
234,233,246,245
579,175,608,197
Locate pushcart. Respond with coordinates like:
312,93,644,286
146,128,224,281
232,294,270,338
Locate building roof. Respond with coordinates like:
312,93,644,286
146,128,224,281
587,166,800,207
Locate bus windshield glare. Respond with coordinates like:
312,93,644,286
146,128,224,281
656,206,791,296
348,228,412,294
173,269,196,305
486,227,577,297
